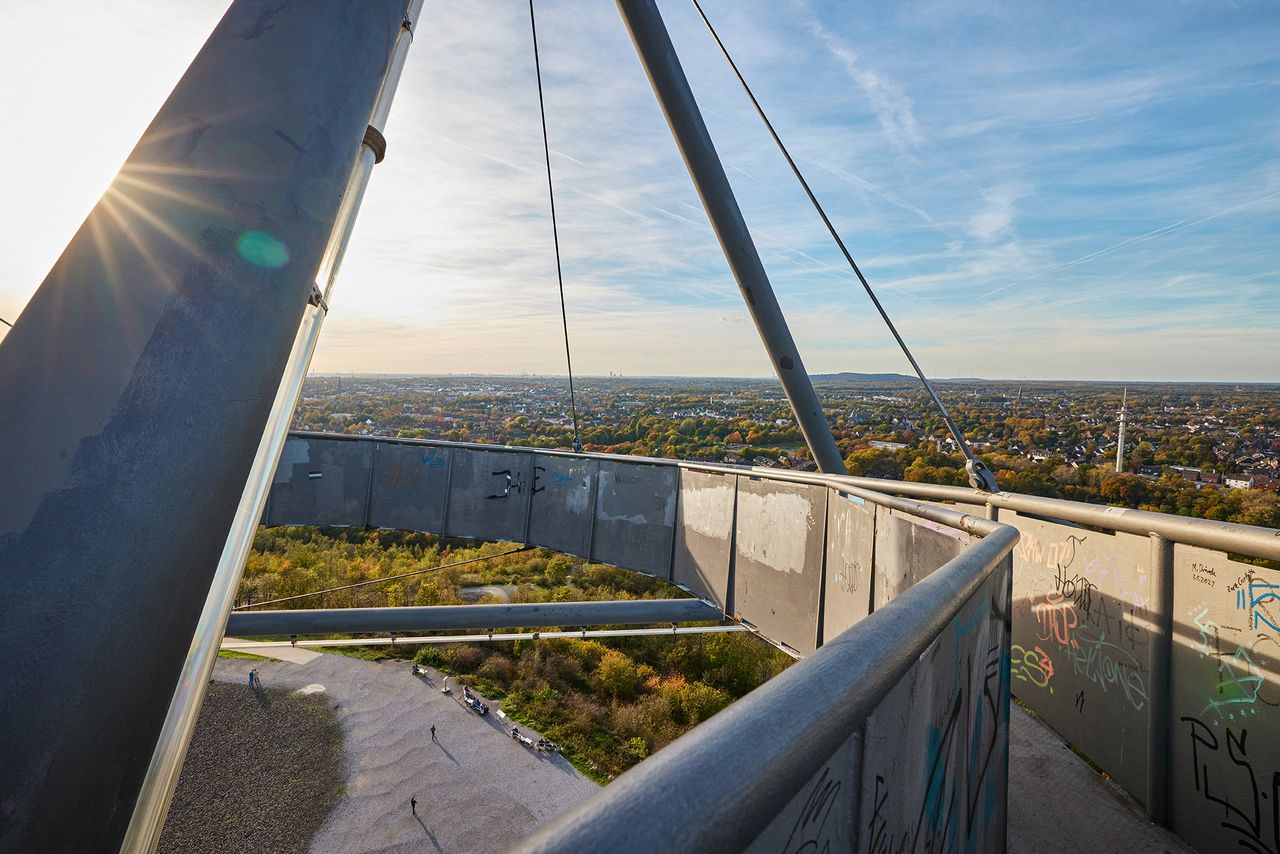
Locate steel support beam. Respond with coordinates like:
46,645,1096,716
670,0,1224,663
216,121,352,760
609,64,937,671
0,3,406,851
222,625,747,649
615,0,846,475
121,6,426,851
227,598,725,636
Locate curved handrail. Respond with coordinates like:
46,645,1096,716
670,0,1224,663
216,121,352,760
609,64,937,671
512,520,1019,853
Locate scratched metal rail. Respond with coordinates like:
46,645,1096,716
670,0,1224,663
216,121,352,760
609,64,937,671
268,431,1280,852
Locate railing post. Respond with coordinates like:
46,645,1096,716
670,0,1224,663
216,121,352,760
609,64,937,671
1146,533,1174,824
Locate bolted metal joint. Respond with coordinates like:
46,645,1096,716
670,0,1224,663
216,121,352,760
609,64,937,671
307,282,329,313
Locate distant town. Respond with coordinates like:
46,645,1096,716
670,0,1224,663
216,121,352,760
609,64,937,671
294,373,1279,498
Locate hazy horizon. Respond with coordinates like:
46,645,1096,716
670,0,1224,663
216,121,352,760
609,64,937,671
307,371,1279,387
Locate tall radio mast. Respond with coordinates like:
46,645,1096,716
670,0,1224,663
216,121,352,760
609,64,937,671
1115,388,1128,473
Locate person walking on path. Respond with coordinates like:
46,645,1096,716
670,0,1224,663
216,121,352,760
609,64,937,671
431,724,437,741
411,797,417,815
248,669,257,688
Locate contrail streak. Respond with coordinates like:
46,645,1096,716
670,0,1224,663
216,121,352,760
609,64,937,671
979,189,1280,300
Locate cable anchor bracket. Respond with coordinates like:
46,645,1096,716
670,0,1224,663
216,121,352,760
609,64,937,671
966,458,999,493
308,283,329,314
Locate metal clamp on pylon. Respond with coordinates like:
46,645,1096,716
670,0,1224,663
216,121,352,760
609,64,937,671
362,125,387,164
307,282,329,314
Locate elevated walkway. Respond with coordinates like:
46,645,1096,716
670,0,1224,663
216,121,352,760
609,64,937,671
1009,705,1194,853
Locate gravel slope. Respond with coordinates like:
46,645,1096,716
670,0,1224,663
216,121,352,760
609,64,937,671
211,655,597,853
159,681,343,854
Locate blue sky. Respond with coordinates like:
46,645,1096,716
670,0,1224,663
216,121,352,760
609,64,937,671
1,0,1277,380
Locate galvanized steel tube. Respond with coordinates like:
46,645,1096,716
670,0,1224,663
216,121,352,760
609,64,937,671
0,4,408,851
614,0,846,475
226,598,724,637
119,4,425,851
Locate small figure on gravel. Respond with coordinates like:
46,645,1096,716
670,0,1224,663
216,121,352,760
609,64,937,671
411,797,417,815
431,725,437,741
248,669,257,688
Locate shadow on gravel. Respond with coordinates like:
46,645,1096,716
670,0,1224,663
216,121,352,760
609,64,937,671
415,815,443,851
436,740,460,766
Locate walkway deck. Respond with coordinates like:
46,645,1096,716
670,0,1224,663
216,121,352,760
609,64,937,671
1008,704,1195,853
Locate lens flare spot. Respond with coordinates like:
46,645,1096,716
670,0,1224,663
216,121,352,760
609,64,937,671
236,230,289,269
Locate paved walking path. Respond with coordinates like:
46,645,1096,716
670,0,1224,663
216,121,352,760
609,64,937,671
1008,704,1195,853
223,637,321,664
212,654,596,854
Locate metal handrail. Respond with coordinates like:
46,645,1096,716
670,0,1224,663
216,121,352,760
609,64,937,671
287,430,1280,560
512,512,1019,853
225,598,722,636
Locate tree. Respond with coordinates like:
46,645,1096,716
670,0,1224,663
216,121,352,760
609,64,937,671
596,649,640,699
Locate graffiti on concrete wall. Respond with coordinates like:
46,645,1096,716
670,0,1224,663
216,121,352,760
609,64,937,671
864,572,1009,854
1237,577,1280,633
1060,625,1147,712
1181,716,1280,853
1190,602,1278,723
1010,643,1054,693
1016,527,1151,715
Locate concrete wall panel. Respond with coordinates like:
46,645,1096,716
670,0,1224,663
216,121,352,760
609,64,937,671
1169,543,1280,854
733,477,826,656
1007,510,1152,802
860,565,1010,852
672,469,736,610
872,508,968,609
823,494,874,644
745,730,859,854
590,461,677,579
444,448,533,543
366,442,451,533
267,437,371,527
528,455,597,558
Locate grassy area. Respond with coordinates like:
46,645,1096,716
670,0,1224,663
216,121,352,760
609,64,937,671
216,650,279,662
238,528,795,782
409,632,791,783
